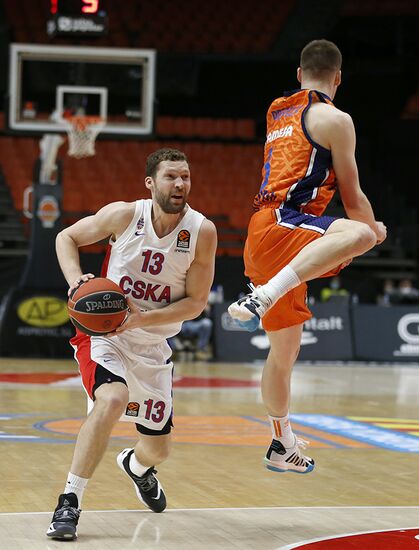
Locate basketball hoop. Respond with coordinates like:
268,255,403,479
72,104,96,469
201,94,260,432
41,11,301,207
61,115,105,159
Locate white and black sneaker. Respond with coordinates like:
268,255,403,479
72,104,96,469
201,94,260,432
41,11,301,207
228,284,272,331
264,437,315,474
46,493,81,540
117,448,166,513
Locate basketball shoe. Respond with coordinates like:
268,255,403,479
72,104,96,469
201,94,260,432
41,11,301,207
228,284,272,331
264,437,315,474
117,448,166,513
46,492,81,540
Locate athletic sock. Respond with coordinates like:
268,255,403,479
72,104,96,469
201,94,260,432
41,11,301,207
268,413,295,448
260,265,301,305
64,473,89,506
129,452,150,478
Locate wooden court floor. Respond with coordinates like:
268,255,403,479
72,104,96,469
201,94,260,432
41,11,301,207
0,357,418,548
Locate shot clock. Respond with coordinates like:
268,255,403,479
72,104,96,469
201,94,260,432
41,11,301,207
47,0,108,36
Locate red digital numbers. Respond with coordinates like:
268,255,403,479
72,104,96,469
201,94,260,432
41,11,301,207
82,0,99,14
50,1,100,15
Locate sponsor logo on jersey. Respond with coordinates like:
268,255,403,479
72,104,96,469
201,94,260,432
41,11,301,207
266,124,293,143
126,402,140,417
135,216,145,236
271,106,301,120
177,229,190,249
120,276,171,303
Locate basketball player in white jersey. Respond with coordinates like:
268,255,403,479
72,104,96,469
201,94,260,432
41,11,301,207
47,148,217,541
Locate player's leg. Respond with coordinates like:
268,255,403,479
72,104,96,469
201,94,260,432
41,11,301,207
229,218,375,329
288,218,375,281
117,428,171,513
134,432,172,466
69,381,129,477
47,366,129,540
117,348,173,513
262,324,314,474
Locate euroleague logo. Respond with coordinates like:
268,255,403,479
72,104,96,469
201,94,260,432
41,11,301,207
37,195,60,228
125,402,140,417
177,229,190,249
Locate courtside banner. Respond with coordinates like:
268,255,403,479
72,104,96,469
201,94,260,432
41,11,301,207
298,302,353,361
352,305,419,362
213,302,353,362
0,287,73,358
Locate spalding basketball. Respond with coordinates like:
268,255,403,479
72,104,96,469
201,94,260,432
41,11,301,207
68,277,128,336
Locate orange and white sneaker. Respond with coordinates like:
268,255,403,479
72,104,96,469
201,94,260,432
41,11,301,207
264,437,315,474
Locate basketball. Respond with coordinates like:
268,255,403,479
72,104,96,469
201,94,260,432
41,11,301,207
68,277,128,336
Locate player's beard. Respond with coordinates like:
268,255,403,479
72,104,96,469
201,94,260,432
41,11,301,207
155,188,188,214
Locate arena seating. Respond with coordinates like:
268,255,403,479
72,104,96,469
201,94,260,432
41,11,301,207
3,0,295,54
0,136,262,255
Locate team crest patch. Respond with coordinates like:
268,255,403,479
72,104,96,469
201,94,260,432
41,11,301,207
126,402,140,417
135,217,145,236
177,229,190,249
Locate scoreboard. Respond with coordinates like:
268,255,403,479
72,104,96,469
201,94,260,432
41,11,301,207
47,0,108,36
50,1,101,15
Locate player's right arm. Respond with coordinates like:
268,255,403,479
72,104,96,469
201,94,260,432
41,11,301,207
328,111,386,244
56,201,134,294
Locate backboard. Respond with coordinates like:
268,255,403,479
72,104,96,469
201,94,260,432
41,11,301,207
8,43,156,136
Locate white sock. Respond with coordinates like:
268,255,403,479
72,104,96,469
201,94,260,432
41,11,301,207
269,413,295,448
129,452,149,478
260,265,301,305
64,473,89,507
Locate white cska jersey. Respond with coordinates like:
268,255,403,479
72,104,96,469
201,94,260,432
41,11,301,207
99,199,205,346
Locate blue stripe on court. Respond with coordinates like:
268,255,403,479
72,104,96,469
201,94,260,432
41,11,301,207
292,414,419,453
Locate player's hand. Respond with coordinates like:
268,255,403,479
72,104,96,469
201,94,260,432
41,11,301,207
107,298,145,336
375,222,387,245
68,273,95,297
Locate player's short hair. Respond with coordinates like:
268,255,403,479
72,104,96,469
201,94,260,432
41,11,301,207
146,148,189,178
300,39,342,77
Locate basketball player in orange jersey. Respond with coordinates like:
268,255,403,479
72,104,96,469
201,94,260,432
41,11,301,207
228,40,386,474
47,148,217,541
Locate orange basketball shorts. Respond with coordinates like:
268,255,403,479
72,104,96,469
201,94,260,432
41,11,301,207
244,207,341,331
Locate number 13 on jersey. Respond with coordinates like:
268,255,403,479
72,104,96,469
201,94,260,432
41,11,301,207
141,250,165,275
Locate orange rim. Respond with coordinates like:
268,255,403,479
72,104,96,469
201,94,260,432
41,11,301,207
64,115,104,131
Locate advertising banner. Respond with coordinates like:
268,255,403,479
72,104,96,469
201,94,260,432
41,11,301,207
352,305,419,362
213,302,353,362
0,287,73,357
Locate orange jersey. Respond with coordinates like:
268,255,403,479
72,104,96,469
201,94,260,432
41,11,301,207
253,89,337,215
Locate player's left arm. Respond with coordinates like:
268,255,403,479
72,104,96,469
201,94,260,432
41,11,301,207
115,219,217,331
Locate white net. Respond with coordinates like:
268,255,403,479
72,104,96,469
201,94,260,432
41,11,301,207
62,116,105,159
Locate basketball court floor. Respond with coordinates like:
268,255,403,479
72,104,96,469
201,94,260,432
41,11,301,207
0,356,418,549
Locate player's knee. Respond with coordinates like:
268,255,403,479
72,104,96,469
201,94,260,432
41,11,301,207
352,223,376,253
269,346,300,371
95,387,129,419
